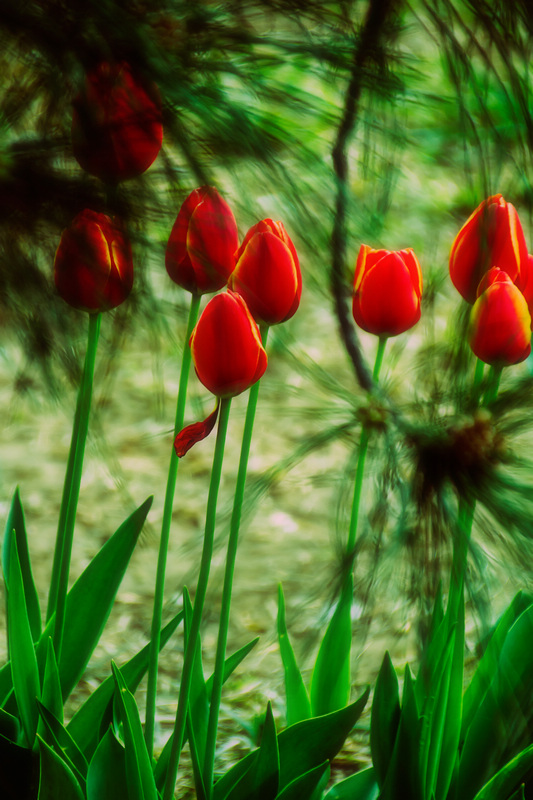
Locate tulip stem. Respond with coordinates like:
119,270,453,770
347,336,387,555
145,293,201,758
163,397,232,800
483,364,502,406
202,327,269,797
49,311,101,662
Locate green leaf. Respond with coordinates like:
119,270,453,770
37,735,84,800
461,592,533,741
213,686,369,800
41,638,63,725
36,702,88,786
111,662,158,800
37,496,153,702
2,488,41,642
184,587,208,769
0,705,20,743
6,536,40,747
277,584,311,725
471,743,533,800
323,766,379,799
370,652,400,789
225,702,279,800
379,665,423,800
67,609,182,760
310,575,353,717
455,603,533,799
154,636,260,792
87,726,128,800
276,760,330,800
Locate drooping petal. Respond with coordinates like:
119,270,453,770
174,403,219,457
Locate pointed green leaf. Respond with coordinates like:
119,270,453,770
183,587,208,769
310,575,353,717
3,488,41,641
226,702,279,800
67,609,182,760
36,496,153,702
471,743,533,800
370,651,400,789
213,687,369,800
37,702,88,786
87,726,128,800
0,705,20,743
7,536,40,747
37,735,84,800
323,766,379,799
277,584,311,725
111,662,158,800
380,665,423,800
41,638,63,725
276,759,330,800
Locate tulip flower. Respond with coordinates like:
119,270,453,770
165,186,239,295
71,61,163,182
228,219,302,325
54,209,133,312
352,245,423,337
518,253,533,329
469,267,531,365
449,194,528,303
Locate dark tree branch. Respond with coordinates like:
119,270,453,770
330,0,402,393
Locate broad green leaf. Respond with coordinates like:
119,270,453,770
370,651,400,789
310,574,353,717
380,665,423,800
67,609,182,760
111,662,158,800
276,760,330,800
0,705,19,743
7,537,40,747
471,743,533,800
36,496,153,702
41,638,63,725
225,702,279,800
461,592,533,740
37,735,84,800
154,636,259,792
277,584,311,725
87,726,128,800
2,488,41,642
455,603,533,799
213,686,369,800
37,702,88,786
323,766,379,799
0,732,37,799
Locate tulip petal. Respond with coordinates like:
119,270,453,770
174,403,220,457
354,250,421,337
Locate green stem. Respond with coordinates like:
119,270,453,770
51,312,101,662
483,364,503,406
202,327,269,797
472,358,485,408
347,336,387,554
145,293,201,757
163,397,232,800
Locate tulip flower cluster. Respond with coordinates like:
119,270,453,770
449,194,533,366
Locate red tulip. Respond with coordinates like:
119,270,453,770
352,245,423,337
54,209,133,312
72,61,163,182
449,194,528,303
190,291,267,398
165,186,239,295
228,219,302,325
469,267,531,365
519,253,533,329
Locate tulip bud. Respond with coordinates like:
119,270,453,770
352,245,423,337
54,209,133,312
190,291,267,398
72,61,163,182
469,267,531,365
228,219,302,325
165,186,239,295
519,253,533,329
449,194,527,303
